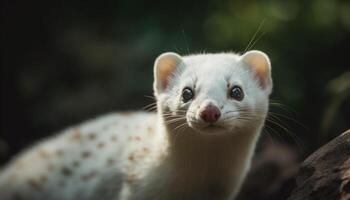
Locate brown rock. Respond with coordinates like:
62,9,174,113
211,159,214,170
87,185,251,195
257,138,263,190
287,129,350,200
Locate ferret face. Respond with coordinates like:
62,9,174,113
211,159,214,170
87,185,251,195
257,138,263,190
154,51,273,135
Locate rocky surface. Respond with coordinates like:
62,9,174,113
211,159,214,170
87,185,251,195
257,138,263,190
287,129,350,200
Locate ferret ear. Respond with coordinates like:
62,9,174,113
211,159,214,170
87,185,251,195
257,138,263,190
240,50,273,93
153,52,184,95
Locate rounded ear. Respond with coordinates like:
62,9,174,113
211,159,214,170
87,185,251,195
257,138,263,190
240,50,273,93
153,52,184,96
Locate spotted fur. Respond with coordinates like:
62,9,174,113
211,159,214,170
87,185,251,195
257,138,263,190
0,50,272,200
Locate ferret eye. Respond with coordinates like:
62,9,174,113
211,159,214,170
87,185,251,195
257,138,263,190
182,87,194,102
230,86,244,101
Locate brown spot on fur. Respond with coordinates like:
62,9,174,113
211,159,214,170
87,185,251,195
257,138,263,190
97,142,105,148
147,126,154,135
38,149,49,158
143,147,150,154
111,135,118,142
134,136,141,141
81,151,91,158
72,160,80,167
81,171,97,181
61,167,73,176
28,178,41,191
71,129,82,140
40,175,48,183
106,158,115,166
128,154,135,162
56,149,64,156
88,133,96,140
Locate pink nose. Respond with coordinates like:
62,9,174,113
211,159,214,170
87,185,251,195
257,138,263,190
200,105,221,123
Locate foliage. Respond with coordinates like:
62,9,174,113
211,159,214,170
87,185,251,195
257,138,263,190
2,0,349,163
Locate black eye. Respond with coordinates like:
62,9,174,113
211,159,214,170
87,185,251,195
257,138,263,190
230,86,244,101
182,87,194,102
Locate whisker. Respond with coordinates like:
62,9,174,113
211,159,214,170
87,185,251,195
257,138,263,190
261,128,276,146
243,18,266,53
142,102,157,112
269,101,296,114
164,118,187,125
268,112,308,131
172,122,189,149
263,124,287,144
173,122,189,133
265,118,304,149
247,30,266,52
143,95,156,100
223,106,304,149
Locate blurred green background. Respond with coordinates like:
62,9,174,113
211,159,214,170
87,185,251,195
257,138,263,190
1,0,349,166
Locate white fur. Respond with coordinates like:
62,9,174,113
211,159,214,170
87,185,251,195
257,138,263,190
0,51,272,200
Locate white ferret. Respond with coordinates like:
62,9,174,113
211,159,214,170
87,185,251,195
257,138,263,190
0,50,273,200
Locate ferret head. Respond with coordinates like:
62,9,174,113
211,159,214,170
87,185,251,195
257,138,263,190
153,51,272,135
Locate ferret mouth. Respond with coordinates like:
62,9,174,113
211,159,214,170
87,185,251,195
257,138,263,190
189,123,228,134
204,124,226,130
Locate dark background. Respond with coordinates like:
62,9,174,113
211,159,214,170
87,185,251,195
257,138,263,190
1,0,350,198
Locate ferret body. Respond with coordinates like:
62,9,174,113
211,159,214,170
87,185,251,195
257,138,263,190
0,50,273,200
